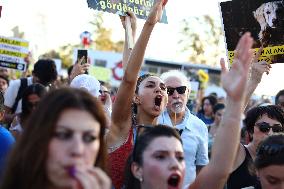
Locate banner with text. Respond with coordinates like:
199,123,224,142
0,36,29,71
87,0,168,24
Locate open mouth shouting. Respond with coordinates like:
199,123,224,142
167,174,181,189
154,95,163,111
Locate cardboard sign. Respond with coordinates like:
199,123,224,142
189,81,199,100
219,0,284,64
87,0,168,24
89,66,111,82
0,36,29,71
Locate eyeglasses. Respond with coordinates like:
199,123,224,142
257,143,284,156
99,90,110,94
167,86,187,96
255,122,283,133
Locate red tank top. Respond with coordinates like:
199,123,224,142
108,128,134,189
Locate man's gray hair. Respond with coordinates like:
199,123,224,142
160,70,191,89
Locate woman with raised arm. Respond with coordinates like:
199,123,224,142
226,47,283,189
106,1,168,188
189,32,254,189
123,33,256,189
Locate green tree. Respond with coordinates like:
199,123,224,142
40,50,60,59
58,44,81,68
40,44,81,69
179,15,225,66
90,12,124,52
40,13,124,70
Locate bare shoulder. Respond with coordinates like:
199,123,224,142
231,143,246,172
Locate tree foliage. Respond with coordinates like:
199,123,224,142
40,44,80,69
40,12,124,69
90,12,124,52
179,15,225,66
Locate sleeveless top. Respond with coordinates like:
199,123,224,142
108,128,134,189
227,146,257,189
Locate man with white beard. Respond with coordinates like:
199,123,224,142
158,70,209,189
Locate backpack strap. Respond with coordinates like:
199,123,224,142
11,78,28,113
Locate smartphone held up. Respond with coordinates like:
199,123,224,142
77,49,88,74
77,49,88,65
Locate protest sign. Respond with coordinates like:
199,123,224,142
219,0,284,64
87,0,168,24
89,66,111,82
0,36,29,71
189,81,199,100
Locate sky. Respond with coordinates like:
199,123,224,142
0,0,283,97
0,0,226,61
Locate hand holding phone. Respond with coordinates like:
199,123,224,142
77,49,88,74
77,49,88,65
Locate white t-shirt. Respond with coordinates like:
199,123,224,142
4,77,33,113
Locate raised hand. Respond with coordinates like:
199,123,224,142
250,46,271,82
146,0,168,25
220,32,254,101
120,11,137,37
69,57,90,82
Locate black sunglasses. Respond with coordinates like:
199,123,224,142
167,86,187,96
257,143,284,156
255,122,283,133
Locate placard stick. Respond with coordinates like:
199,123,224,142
125,16,134,49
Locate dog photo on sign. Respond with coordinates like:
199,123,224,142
253,0,284,45
220,0,284,63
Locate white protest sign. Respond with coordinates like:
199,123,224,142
0,36,29,71
189,81,199,100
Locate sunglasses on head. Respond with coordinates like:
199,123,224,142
255,122,283,133
167,86,187,96
257,143,284,156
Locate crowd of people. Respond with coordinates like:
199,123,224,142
0,1,284,189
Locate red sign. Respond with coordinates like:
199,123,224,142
111,61,123,81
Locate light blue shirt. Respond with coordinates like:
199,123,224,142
158,107,209,188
